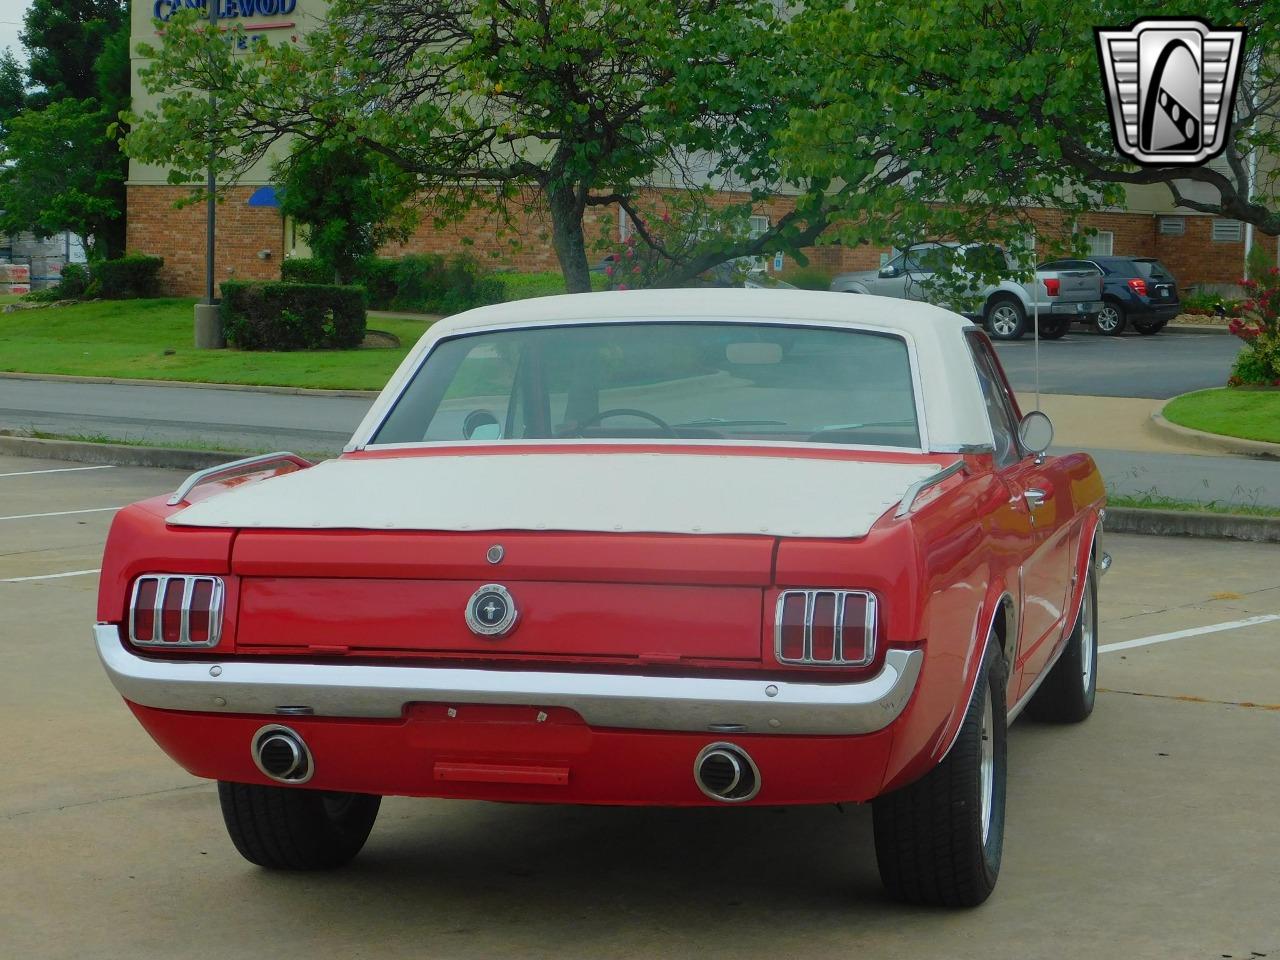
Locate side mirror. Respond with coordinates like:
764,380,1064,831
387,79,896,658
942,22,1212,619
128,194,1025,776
1018,410,1054,455
879,265,898,278
463,409,502,441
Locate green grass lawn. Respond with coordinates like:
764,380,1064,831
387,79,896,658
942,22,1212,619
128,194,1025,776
0,298,438,391
1163,387,1280,445
0,293,22,306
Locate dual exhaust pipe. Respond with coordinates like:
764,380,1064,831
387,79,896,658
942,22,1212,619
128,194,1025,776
251,725,313,784
250,726,761,802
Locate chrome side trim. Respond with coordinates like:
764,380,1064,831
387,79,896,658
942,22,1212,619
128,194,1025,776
166,452,311,507
895,460,967,518
773,589,877,666
94,625,923,737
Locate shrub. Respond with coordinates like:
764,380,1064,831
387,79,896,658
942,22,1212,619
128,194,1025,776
94,254,164,299
392,253,448,311
220,280,367,351
785,268,833,291
353,258,399,309
59,262,90,298
1227,255,1280,386
281,257,335,285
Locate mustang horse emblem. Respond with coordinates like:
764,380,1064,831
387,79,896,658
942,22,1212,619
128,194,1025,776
465,584,518,637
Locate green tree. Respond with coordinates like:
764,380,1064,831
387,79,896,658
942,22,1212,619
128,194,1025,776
126,0,836,293
0,50,26,138
0,2,129,257
786,0,1280,244
277,141,418,284
0,96,127,257
21,0,128,104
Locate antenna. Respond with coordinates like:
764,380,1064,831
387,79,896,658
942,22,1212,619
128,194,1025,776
1033,285,1041,411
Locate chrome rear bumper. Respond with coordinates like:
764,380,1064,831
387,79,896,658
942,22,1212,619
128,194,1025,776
94,625,922,737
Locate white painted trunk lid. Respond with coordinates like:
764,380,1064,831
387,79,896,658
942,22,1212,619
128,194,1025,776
168,453,943,539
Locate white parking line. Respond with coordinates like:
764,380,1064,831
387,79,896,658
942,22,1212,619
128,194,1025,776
0,568,101,583
1100,615,1280,653
0,465,115,478
0,507,120,521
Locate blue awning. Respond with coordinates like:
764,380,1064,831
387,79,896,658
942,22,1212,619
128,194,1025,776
247,186,281,207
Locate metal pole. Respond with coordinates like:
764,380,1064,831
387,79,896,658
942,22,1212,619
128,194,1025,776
205,0,218,306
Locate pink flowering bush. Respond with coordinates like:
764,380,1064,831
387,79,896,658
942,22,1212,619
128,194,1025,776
1228,257,1280,387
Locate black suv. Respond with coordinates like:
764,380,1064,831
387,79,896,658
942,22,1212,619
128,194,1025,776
1037,256,1180,336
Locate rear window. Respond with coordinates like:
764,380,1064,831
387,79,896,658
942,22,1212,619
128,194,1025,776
372,322,922,448
1131,259,1174,280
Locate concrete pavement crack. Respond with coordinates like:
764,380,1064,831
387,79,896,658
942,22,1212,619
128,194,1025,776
1099,687,1280,711
2,782,207,821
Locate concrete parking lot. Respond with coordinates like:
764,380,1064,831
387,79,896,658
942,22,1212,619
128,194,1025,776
2,452,1277,960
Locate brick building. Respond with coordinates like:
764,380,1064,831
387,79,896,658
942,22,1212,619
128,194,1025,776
127,2,1276,298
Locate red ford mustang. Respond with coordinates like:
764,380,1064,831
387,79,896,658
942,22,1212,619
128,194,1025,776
96,289,1107,907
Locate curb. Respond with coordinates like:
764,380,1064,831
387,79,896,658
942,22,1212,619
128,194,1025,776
0,371,379,400
1165,323,1229,335
1149,398,1280,460
0,434,245,472
1107,506,1280,544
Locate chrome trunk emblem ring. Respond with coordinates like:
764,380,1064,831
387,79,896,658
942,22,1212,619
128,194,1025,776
466,584,518,637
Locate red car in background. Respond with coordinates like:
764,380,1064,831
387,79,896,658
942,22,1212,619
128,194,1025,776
96,290,1107,907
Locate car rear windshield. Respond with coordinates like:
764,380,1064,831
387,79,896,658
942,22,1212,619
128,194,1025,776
1130,258,1174,280
372,322,922,448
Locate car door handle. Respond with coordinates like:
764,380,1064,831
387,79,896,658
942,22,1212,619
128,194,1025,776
1024,488,1049,508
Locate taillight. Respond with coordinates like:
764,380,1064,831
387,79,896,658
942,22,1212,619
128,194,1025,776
1127,278,1147,295
774,590,877,666
128,575,224,648
1043,278,1060,296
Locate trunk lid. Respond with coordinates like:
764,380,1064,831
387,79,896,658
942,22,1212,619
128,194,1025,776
230,531,774,662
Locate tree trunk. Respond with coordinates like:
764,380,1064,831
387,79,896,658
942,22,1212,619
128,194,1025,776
547,181,592,294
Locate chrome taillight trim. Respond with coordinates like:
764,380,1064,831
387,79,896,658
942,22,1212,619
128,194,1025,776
128,575,224,648
774,589,877,666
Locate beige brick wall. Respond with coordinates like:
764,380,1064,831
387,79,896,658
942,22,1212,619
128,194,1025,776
126,185,285,296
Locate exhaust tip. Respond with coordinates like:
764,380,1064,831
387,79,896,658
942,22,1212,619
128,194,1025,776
694,742,760,803
251,724,314,784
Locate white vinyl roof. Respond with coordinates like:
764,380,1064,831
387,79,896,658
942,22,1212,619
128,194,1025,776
349,289,995,454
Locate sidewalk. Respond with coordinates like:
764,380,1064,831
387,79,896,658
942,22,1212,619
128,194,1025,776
1016,393,1280,509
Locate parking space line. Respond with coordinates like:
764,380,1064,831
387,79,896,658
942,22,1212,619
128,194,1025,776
1,568,101,583
0,507,120,521
0,465,115,478
1101,615,1280,654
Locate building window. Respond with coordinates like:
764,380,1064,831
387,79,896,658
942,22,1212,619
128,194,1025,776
1158,216,1186,236
1086,231,1114,256
748,215,770,239
1212,219,1243,243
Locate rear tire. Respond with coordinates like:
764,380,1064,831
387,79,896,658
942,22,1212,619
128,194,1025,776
218,782,381,870
1094,301,1128,336
1036,316,1071,340
873,641,1007,907
986,297,1027,340
1132,318,1166,335
1027,563,1099,723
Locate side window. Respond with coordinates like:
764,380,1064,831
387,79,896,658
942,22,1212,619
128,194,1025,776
966,335,1022,468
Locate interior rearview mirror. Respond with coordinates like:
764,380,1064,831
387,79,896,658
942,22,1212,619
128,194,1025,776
1018,410,1054,455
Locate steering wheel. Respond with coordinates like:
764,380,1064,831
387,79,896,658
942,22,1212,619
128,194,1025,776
570,407,678,438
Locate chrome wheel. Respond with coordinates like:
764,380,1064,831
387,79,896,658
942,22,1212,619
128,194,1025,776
1095,305,1122,333
979,688,995,845
1081,569,1096,694
990,305,1021,337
